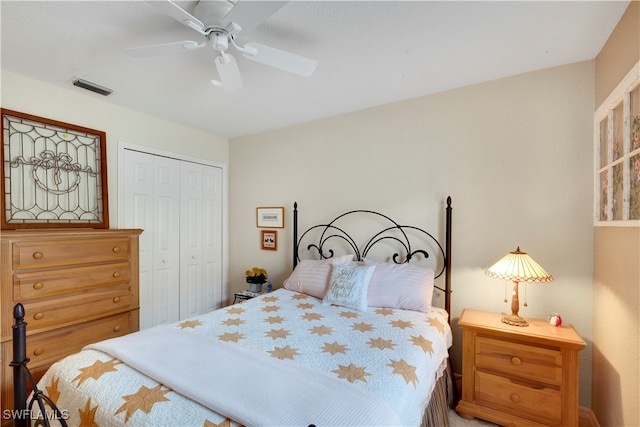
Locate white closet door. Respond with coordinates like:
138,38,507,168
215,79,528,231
122,150,180,328
179,162,223,318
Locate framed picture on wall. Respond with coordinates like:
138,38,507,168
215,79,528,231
1,109,109,229
261,230,277,250
256,206,284,228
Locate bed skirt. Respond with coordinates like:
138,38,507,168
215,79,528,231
422,360,456,427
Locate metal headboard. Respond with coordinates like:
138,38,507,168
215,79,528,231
293,196,452,315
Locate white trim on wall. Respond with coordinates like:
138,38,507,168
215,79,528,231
593,61,640,227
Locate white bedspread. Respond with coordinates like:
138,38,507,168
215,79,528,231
35,289,452,426
87,325,401,426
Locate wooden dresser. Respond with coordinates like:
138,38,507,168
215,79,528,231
455,309,586,426
0,228,142,414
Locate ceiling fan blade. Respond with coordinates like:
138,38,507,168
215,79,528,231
223,1,288,33
215,53,243,92
147,0,207,35
123,40,205,58
241,42,317,77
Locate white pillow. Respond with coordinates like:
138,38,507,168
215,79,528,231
363,258,435,312
283,255,354,298
323,264,376,312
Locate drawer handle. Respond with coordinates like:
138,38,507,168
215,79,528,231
112,246,121,253
113,325,122,332
511,356,522,365
33,312,44,321
510,393,521,403
32,251,43,260
113,272,121,278
113,297,121,304
33,282,44,290
33,348,44,357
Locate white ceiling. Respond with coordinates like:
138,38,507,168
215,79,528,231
0,1,630,139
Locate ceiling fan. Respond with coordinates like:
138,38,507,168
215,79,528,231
124,0,317,92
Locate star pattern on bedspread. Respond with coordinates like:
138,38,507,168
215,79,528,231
310,325,333,336
204,418,232,427
322,341,349,355
368,337,395,351
179,319,204,329
265,328,291,340
411,335,434,354
302,312,323,322
352,322,374,333
269,345,299,360
73,358,121,386
264,315,285,324
218,332,245,342
375,308,395,316
428,317,446,333
333,363,371,383
297,302,314,310
339,311,359,319
262,305,280,313
221,317,245,327
388,359,418,387
79,398,98,426
262,295,279,303
390,319,414,329
292,293,309,300
226,306,245,315
114,384,170,422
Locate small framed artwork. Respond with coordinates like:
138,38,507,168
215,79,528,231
256,206,284,228
1,109,109,229
261,230,277,250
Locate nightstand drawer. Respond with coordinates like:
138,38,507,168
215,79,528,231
476,336,562,385
475,370,561,424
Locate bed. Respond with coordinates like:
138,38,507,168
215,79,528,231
11,197,454,427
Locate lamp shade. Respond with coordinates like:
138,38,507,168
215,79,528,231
485,247,553,283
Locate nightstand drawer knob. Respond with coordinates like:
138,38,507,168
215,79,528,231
510,393,521,403
33,282,44,290
511,356,522,365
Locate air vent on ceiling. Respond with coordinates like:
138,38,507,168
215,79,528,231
72,78,113,96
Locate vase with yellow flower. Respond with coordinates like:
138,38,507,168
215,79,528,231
246,267,268,293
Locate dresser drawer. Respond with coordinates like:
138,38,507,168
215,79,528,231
22,312,134,367
13,262,131,301
474,370,561,424
21,287,132,330
12,238,130,269
475,336,563,385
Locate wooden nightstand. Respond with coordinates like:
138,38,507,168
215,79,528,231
455,309,585,426
232,290,264,304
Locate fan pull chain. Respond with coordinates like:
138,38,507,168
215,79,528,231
504,281,508,303
523,283,528,307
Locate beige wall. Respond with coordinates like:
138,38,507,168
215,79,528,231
0,70,229,227
593,2,640,426
230,61,595,406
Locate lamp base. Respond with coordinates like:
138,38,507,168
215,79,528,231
501,313,529,327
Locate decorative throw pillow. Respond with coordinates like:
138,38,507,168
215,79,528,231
363,258,435,313
283,255,354,298
323,264,376,312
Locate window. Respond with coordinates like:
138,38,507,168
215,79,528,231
594,62,640,225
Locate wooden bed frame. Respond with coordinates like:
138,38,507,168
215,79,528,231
11,196,453,427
